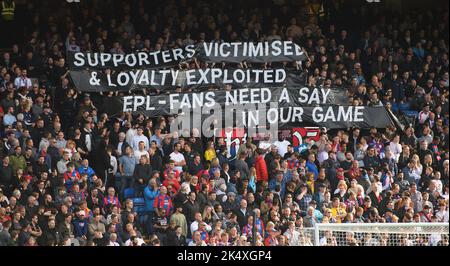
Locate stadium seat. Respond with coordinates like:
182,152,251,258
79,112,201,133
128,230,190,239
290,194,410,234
402,110,419,118
132,197,146,214
123,188,135,199
398,103,411,111
391,102,399,113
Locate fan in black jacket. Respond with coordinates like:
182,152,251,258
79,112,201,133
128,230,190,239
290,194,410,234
149,148,163,174
166,225,187,246
39,219,62,246
92,140,112,180
133,156,153,196
0,157,14,195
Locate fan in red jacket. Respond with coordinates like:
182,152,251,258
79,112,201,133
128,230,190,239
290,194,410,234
255,149,268,182
163,161,181,181
162,172,181,195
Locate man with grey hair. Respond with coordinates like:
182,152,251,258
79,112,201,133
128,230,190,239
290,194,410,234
424,180,439,205
116,132,130,157
235,199,249,229
212,168,225,191
303,206,317,228
107,233,120,246
63,196,74,211
25,195,38,221
57,152,71,175
55,131,67,150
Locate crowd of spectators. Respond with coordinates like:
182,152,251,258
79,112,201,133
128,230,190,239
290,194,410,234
0,0,449,246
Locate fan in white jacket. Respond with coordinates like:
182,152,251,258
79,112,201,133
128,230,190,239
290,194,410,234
435,204,449,223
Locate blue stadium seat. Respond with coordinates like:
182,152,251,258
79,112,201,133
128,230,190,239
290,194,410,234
132,197,146,214
398,103,411,111
391,102,399,113
403,110,419,118
124,188,135,199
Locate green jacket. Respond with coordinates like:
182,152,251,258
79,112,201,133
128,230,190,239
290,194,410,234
9,154,26,174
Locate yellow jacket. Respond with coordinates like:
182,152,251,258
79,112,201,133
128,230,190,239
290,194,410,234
204,149,217,162
330,207,347,223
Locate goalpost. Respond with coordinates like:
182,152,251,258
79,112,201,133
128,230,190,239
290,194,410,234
295,223,449,246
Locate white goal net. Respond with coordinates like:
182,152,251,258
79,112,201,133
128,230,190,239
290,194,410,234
294,223,449,246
